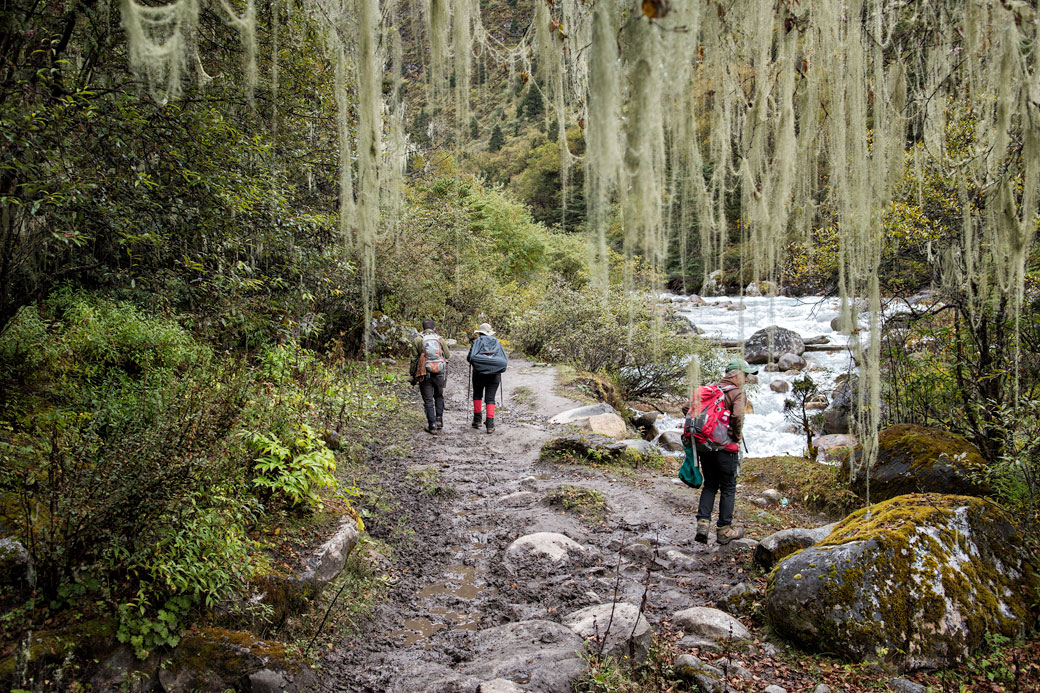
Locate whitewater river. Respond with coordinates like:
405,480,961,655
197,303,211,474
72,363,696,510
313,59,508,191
658,294,863,458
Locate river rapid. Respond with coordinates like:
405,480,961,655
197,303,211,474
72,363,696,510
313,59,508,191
658,294,863,458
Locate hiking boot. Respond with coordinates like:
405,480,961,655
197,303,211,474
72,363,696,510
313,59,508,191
485,417,495,434
695,519,710,544
435,418,443,430
425,424,439,435
716,525,745,545
472,412,482,428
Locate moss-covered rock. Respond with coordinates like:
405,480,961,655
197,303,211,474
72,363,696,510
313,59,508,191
764,494,1039,671
539,433,623,463
158,627,314,692
0,619,120,691
754,523,837,571
844,424,989,501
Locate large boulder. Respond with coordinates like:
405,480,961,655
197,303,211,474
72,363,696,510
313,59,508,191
754,523,837,571
823,374,858,434
814,434,858,465
744,326,805,365
540,433,621,463
584,413,627,439
844,424,989,501
765,494,1039,671
0,537,30,594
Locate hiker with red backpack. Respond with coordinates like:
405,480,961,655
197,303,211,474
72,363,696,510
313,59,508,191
684,357,758,545
411,318,451,434
467,322,508,434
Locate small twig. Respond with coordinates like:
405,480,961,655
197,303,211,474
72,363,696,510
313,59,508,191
304,578,351,657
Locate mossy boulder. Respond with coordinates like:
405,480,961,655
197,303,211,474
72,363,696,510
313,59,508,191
540,433,623,463
764,494,1039,671
844,424,989,501
159,627,314,692
754,523,837,571
0,619,120,691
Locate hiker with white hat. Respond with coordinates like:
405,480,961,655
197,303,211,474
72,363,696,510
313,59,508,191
467,322,508,434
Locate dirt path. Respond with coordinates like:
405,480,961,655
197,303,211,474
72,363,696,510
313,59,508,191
318,353,759,692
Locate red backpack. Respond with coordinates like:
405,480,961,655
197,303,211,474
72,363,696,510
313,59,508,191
682,384,738,452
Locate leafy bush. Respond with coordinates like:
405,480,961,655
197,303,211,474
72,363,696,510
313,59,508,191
246,424,337,509
511,285,719,401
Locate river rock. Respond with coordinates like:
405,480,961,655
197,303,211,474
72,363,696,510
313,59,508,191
550,403,618,425
673,607,752,642
754,524,837,571
777,353,807,371
504,532,588,576
769,380,790,393
159,627,314,692
562,603,653,662
657,430,684,452
607,439,656,457
765,494,1039,671
584,412,627,439
716,582,759,617
629,409,659,431
844,424,989,501
745,326,805,365
823,373,858,434
814,434,857,465
461,620,585,693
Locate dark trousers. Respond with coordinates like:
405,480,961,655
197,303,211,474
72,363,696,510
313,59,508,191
696,449,740,527
472,371,501,405
419,372,447,426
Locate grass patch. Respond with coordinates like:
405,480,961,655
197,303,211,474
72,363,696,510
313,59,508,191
741,455,860,520
511,385,535,405
546,485,608,520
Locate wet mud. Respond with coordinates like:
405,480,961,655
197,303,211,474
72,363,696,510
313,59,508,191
317,354,758,691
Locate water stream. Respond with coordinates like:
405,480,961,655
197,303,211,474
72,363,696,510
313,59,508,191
658,295,863,458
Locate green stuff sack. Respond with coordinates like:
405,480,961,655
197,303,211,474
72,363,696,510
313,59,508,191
679,446,703,488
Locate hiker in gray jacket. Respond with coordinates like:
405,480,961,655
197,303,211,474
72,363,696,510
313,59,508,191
411,318,450,434
467,322,508,434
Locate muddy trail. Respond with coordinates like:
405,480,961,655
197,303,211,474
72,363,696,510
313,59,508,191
317,353,777,692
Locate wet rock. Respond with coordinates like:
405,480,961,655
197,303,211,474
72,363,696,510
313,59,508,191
805,395,829,411
716,582,759,616
823,373,858,434
777,353,807,371
503,532,588,576
657,430,684,452
745,280,778,297
887,677,925,693
629,409,659,431
461,620,585,693
498,491,539,508
159,627,314,692
769,380,790,393
584,413,627,439
764,363,780,372
754,524,837,571
844,424,990,501
726,303,747,311
814,434,857,465
562,602,653,662
673,607,752,642
0,537,30,593
673,654,728,692
765,494,1039,671
745,326,805,365
804,335,830,345
520,476,540,492
550,403,618,425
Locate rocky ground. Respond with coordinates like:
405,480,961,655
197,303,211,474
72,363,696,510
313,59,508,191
312,352,831,692
311,352,1040,692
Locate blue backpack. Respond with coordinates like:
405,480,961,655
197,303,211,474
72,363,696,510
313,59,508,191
468,335,508,375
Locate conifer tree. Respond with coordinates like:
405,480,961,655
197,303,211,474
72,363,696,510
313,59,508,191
488,124,504,152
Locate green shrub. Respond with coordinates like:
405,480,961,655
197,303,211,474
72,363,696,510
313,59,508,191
246,424,337,509
511,285,720,401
